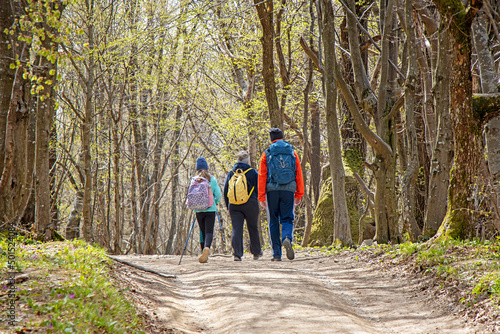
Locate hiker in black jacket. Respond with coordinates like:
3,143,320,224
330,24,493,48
223,151,263,261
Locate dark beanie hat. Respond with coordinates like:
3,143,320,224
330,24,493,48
269,128,284,142
196,157,208,170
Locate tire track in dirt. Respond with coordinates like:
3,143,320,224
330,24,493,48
113,251,486,334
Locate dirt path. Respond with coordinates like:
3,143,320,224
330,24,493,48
113,250,491,334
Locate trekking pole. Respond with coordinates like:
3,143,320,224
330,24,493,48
179,216,197,265
216,210,226,251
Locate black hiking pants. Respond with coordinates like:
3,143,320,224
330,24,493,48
229,197,261,259
196,211,216,249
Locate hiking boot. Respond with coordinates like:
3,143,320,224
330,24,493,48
234,256,242,261
199,247,210,263
283,237,294,260
253,251,263,260
271,257,282,262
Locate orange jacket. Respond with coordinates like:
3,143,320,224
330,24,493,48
258,139,305,201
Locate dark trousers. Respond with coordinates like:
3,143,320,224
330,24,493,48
266,190,295,258
196,211,216,249
229,198,261,258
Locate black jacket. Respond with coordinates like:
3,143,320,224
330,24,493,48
223,162,259,209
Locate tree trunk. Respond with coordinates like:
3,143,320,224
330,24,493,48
431,0,482,240
34,82,54,239
472,11,498,94
398,1,437,155
424,29,453,237
79,0,95,242
17,99,36,230
35,18,60,240
165,106,183,254
301,43,315,246
254,0,282,129
338,4,367,242
345,0,378,115
320,0,352,246
340,0,399,243
49,113,58,235
472,9,500,231
0,1,18,224
0,0,14,175
66,191,83,239
399,0,421,241
485,116,500,231
373,0,399,243
130,146,139,253
112,116,122,253
310,102,321,206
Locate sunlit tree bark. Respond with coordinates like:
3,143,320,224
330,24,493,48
431,0,483,240
319,0,352,246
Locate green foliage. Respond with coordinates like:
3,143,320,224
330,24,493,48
6,0,68,100
384,239,500,304
0,239,144,333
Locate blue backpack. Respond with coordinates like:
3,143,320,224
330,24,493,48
265,140,296,185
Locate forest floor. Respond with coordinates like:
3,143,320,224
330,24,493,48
113,248,499,334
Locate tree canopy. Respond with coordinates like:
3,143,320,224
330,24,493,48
1,0,500,254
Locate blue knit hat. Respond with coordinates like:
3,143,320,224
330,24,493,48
196,157,208,170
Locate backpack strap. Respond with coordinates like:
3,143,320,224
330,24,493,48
234,168,253,177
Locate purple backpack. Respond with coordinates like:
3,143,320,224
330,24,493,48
186,176,213,210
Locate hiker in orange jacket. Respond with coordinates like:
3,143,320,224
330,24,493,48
258,128,304,261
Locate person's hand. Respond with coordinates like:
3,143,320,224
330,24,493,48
259,200,267,209
294,198,301,206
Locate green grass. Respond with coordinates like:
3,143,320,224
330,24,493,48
0,238,145,333
374,238,500,304
303,237,500,307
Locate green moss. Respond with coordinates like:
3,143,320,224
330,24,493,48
332,239,344,248
434,207,473,242
423,228,438,239
310,178,334,246
343,148,364,176
309,174,361,246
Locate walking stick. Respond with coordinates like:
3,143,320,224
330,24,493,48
216,210,226,250
178,216,197,265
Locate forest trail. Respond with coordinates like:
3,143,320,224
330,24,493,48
113,250,489,334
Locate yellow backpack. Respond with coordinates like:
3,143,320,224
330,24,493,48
227,168,254,205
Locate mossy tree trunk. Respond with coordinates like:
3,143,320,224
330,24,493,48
431,0,483,240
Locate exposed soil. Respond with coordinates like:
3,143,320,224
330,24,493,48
112,249,499,334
